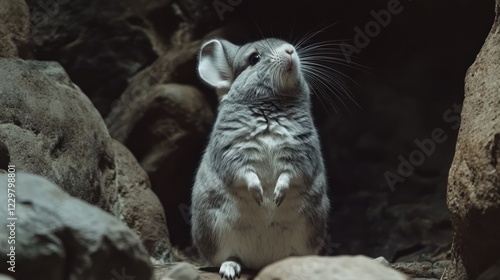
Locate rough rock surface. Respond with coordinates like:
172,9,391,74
0,58,115,209
109,139,172,263
392,260,450,279
0,58,172,262
444,1,500,279
159,263,200,280
0,173,152,280
153,263,259,280
254,255,409,280
0,0,31,58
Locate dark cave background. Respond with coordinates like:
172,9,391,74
27,0,496,263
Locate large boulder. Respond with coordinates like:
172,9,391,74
109,139,172,263
0,58,114,208
254,255,408,280
0,58,172,262
0,173,152,280
444,1,500,279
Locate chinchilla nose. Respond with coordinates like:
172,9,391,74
278,43,295,56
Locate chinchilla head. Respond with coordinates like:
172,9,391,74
197,38,309,101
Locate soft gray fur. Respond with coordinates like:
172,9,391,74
191,38,330,280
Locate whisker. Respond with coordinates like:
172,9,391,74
301,61,362,90
298,46,371,71
294,23,338,49
304,71,338,112
288,20,297,44
301,56,367,70
304,66,361,111
301,53,363,113
253,19,267,42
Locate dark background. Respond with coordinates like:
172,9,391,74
28,0,496,263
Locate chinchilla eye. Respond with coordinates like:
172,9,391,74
248,52,261,66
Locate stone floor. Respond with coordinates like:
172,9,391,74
152,260,451,280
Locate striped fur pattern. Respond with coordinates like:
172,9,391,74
191,38,330,279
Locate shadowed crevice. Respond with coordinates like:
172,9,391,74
0,141,10,171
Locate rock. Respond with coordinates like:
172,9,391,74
444,1,500,279
0,274,15,280
164,263,200,280
109,139,172,263
153,263,256,280
374,256,390,267
0,58,115,209
0,173,152,280
153,263,200,280
254,255,409,280
0,0,31,58
392,261,449,279
0,58,172,262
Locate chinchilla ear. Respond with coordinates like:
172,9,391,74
198,39,237,95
